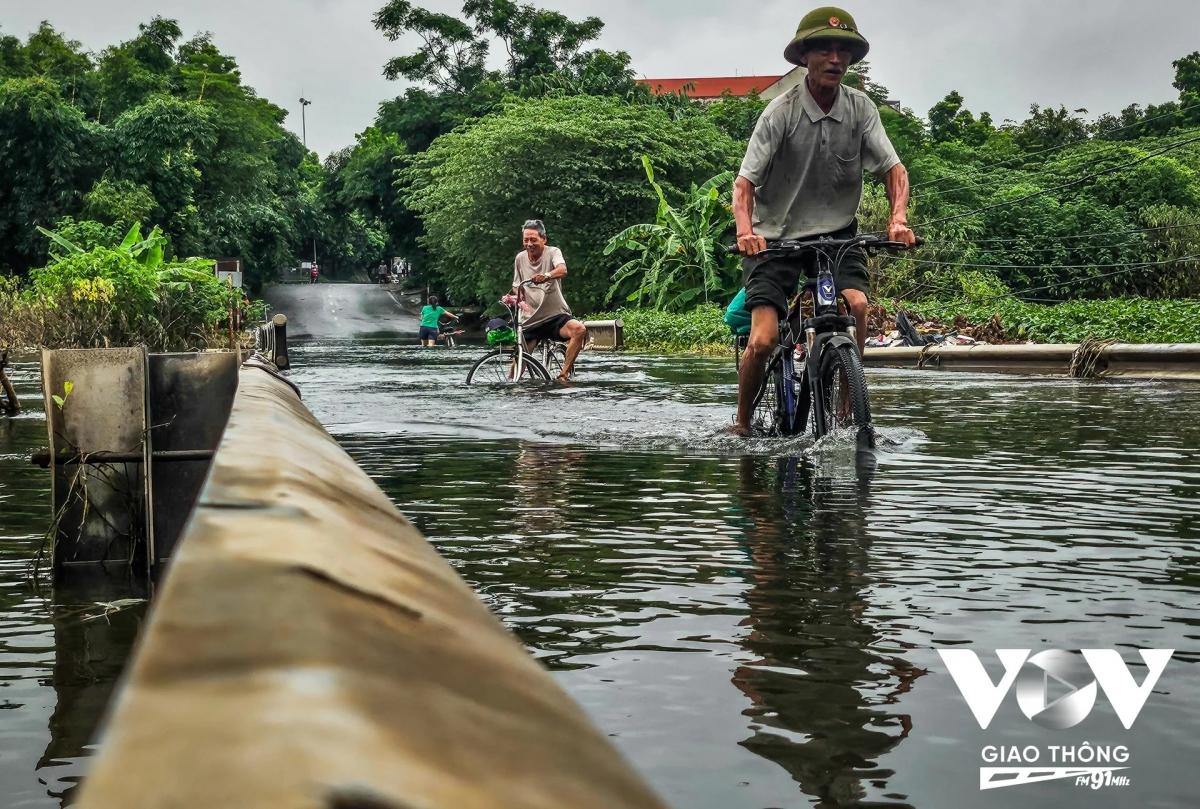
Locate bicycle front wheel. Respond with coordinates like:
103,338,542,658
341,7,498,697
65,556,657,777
817,343,874,448
466,348,551,384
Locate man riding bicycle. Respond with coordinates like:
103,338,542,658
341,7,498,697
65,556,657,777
511,219,587,381
730,6,915,436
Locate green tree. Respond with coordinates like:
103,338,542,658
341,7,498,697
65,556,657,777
704,91,767,142
405,94,741,310
927,91,995,145
844,61,889,106
1173,51,1200,128
0,77,103,271
1013,104,1089,152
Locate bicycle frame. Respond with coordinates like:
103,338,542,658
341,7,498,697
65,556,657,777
494,278,544,380
744,234,914,438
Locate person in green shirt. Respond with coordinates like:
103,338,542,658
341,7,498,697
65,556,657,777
419,295,458,347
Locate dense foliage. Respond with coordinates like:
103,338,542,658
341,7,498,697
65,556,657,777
604,158,737,311
0,19,371,290
588,305,733,354
593,296,1200,354
405,95,740,311
1,224,248,351
5,4,1200,350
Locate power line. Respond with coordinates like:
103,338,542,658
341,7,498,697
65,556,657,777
910,101,1200,191
962,223,1200,245
905,253,1200,310
902,254,1196,270
913,137,1181,201
910,134,1200,232
866,223,1200,246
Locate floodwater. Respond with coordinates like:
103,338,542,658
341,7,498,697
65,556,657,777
2,286,1199,807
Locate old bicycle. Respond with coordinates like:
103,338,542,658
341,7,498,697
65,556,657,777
465,279,577,383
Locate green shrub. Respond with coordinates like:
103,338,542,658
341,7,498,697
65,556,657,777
906,296,1200,343
0,222,240,351
588,304,731,353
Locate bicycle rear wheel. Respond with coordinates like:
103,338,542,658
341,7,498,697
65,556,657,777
816,343,874,449
540,342,572,378
466,348,550,384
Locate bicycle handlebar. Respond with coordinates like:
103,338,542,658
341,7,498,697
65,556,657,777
729,234,925,257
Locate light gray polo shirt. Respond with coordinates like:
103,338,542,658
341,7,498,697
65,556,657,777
513,246,571,327
739,82,900,240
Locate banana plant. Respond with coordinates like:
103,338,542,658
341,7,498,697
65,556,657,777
38,222,170,270
604,155,738,311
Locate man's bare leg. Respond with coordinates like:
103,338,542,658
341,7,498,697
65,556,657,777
558,319,587,380
842,289,869,356
732,306,781,435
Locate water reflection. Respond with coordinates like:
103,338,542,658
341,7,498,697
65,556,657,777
39,571,147,806
732,457,923,807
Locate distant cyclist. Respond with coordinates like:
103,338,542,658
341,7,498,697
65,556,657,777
729,6,916,436
419,295,458,347
511,219,587,381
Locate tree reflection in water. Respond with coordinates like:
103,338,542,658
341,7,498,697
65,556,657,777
732,457,926,808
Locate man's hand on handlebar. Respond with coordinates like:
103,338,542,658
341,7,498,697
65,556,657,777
887,220,917,249
531,273,551,284
737,232,767,257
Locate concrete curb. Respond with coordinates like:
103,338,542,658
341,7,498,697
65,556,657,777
75,366,667,809
863,343,1200,380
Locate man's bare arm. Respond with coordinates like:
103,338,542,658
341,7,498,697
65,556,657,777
884,163,916,247
733,176,766,255
534,263,567,283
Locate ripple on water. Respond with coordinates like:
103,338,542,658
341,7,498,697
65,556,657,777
3,344,1200,808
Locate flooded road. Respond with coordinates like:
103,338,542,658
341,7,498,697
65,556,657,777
1,285,1199,807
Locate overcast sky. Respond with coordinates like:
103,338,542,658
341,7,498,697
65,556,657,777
3,0,1198,157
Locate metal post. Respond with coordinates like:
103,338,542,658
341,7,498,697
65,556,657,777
299,97,311,149
0,349,19,414
272,314,290,371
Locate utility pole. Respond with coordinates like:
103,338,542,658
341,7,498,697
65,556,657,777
299,97,312,149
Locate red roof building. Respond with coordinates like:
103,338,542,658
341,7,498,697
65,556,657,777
638,75,785,100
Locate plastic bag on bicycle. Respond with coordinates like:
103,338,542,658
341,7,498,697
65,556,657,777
485,317,516,345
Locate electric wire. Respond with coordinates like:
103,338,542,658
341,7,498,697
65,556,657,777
912,137,1188,201
904,253,1200,311
957,223,1200,245
910,135,1200,232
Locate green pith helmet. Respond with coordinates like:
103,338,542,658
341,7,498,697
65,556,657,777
784,6,870,66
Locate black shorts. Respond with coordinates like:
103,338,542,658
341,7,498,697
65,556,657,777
523,313,574,342
742,223,870,320
418,326,439,341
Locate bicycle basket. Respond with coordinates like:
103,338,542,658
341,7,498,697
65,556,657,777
486,327,516,345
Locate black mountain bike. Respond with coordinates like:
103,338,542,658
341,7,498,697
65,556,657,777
736,234,920,452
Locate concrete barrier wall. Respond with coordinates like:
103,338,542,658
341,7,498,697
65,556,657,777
863,343,1200,380
76,366,666,809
